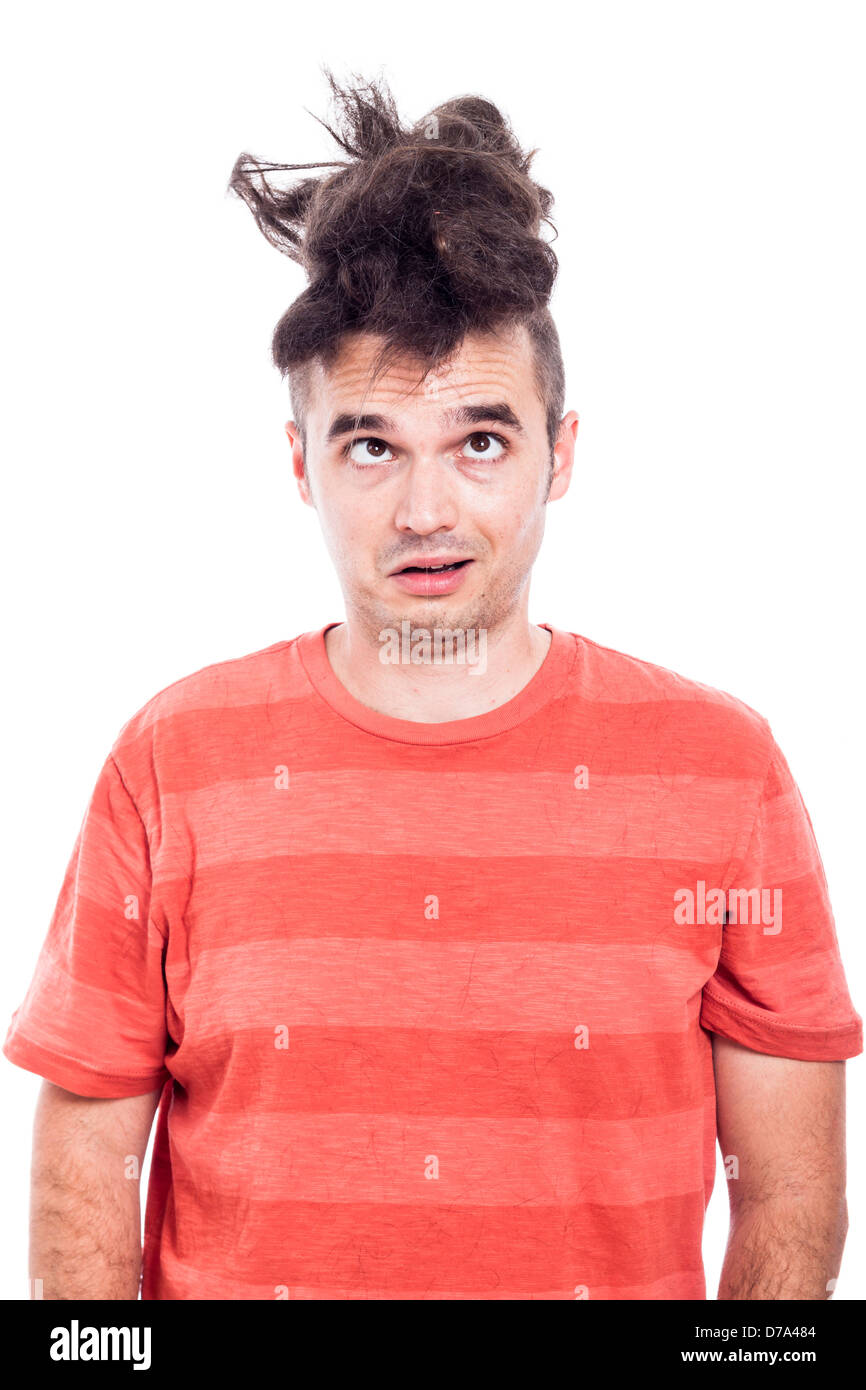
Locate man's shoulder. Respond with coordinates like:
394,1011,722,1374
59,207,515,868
109,633,308,754
566,629,775,767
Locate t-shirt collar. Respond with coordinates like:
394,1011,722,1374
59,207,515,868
296,621,576,745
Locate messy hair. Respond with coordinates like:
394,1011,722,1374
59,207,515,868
228,73,565,451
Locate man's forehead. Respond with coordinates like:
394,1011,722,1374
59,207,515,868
306,326,537,423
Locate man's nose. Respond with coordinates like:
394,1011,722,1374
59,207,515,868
392,453,460,534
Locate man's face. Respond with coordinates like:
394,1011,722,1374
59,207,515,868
285,323,577,642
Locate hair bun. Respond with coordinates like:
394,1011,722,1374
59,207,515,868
228,72,559,375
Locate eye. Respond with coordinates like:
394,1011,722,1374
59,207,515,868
347,437,395,465
461,432,507,460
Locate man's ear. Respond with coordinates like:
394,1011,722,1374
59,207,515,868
547,410,579,503
285,421,314,507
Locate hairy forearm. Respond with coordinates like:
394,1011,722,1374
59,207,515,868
717,1192,848,1300
30,1149,143,1300
28,1084,154,1301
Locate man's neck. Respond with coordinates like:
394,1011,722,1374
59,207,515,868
323,616,552,724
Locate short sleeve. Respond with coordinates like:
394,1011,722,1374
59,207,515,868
701,736,863,1061
3,752,171,1097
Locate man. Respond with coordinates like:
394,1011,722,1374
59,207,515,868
5,77,861,1301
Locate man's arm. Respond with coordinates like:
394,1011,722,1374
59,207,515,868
30,1080,162,1300
711,1034,848,1299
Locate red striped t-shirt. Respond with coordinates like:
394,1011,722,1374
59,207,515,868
4,623,862,1299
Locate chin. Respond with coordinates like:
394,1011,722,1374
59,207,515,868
385,601,477,633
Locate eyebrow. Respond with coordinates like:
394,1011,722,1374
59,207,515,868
325,401,525,443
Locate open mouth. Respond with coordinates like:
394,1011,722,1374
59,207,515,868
395,560,471,575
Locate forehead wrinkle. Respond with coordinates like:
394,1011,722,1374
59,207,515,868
309,327,543,435
324,369,529,415
324,331,528,393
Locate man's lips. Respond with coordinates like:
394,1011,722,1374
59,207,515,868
387,556,473,576
388,557,474,595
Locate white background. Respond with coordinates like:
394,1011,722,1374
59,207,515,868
1,0,863,1299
